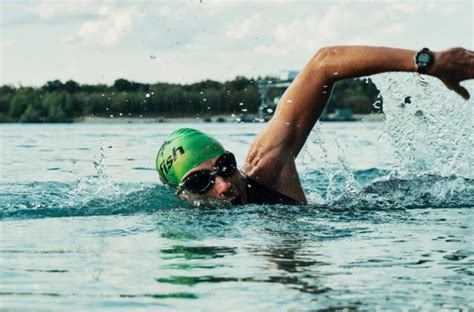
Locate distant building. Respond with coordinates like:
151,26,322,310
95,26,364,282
279,70,299,81
257,71,354,122
321,108,355,122
257,71,297,121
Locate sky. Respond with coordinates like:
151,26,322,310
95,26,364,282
1,0,473,86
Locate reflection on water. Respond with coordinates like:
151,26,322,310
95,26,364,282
156,235,331,297
1,118,473,310
160,245,237,260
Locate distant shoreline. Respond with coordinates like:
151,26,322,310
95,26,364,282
74,113,385,124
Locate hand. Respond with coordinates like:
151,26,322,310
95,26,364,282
430,48,474,100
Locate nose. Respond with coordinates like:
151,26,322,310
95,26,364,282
213,175,232,196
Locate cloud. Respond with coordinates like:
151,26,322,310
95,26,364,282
389,2,438,16
382,23,406,37
3,0,472,86
34,0,103,19
1,39,14,48
65,6,141,47
225,14,261,40
266,5,350,56
33,1,142,47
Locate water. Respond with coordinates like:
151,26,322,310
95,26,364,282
1,74,473,310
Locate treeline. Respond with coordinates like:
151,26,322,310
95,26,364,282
0,77,381,123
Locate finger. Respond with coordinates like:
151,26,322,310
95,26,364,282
452,83,470,100
442,79,470,100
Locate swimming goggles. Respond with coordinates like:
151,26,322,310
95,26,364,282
178,152,237,194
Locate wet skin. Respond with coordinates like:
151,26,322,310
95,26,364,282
178,47,474,205
178,154,249,205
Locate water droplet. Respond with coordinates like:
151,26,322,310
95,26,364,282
203,98,207,102
241,109,248,112
333,72,339,75
372,100,382,109
146,93,151,98
110,114,114,118
414,110,424,117
286,99,293,104
239,102,244,106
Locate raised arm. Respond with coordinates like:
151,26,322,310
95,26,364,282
244,46,473,201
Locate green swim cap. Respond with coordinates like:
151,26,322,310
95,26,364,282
156,128,225,186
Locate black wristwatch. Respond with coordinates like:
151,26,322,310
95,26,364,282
415,48,435,74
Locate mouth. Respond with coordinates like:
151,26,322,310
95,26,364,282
220,185,242,204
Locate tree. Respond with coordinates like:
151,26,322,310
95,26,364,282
113,78,149,92
9,91,30,119
64,80,80,93
42,80,64,92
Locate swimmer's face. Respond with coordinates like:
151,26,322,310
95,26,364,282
177,153,248,205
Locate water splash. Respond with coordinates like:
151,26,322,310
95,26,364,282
65,144,120,208
301,124,359,203
302,73,473,208
331,173,474,210
0,143,185,220
372,73,473,179
0,182,183,219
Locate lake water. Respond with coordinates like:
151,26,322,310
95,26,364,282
1,74,473,310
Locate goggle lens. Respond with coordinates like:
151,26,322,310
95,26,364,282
215,152,237,177
181,152,237,193
182,171,214,193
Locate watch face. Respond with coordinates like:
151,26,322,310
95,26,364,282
416,48,433,73
418,53,430,63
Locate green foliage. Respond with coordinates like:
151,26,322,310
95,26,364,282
328,78,381,114
9,89,31,119
113,78,149,92
0,77,382,123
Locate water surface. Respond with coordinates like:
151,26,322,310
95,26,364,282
1,74,473,310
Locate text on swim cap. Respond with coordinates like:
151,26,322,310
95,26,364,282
159,146,185,182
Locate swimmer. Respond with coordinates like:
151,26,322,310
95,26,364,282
156,46,474,205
